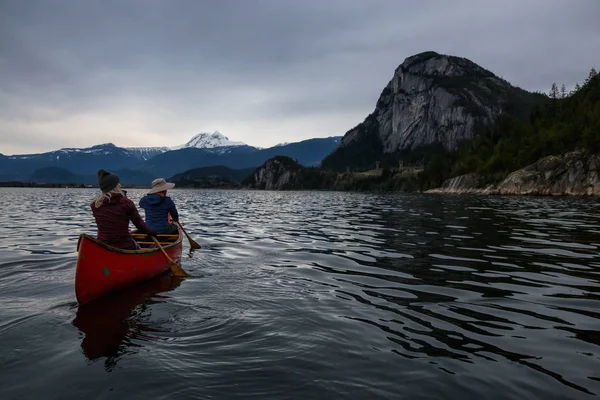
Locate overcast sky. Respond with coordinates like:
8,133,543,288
1,0,598,155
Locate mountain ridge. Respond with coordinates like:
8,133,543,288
0,136,341,184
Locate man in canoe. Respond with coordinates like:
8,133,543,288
139,178,180,235
91,169,157,250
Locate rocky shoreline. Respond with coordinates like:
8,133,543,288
426,151,600,196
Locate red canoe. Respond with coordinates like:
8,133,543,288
75,227,184,305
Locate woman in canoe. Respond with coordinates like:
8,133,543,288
139,178,180,234
91,169,156,250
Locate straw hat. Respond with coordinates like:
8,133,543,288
148,178,175,194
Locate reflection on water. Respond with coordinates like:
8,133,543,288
0,188,599,399
72,273,183,370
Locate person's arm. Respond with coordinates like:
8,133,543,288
167,198,179,222
126,199,155,234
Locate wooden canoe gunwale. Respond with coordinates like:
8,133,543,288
77,228,183,255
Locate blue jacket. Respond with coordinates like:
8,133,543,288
139,193,179,233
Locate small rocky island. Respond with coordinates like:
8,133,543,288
242,156,336,190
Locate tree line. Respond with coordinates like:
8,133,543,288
549,68,597,99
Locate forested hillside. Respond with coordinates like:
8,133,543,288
419,69,600,189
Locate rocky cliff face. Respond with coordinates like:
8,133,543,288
369,53,503,152
244,156,336,190
322,51,542,171
427,151,600,196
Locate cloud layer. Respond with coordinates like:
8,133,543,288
1,0,599,154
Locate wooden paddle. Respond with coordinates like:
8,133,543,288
151,236,190,277
175,221,201,250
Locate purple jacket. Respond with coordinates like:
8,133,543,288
91,194,154,249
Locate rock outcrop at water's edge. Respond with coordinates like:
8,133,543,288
495,151,600,195
427,151,600,196
436,173,484,194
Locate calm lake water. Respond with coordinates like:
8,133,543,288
1,188,600,399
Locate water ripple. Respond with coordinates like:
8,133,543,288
0,188,600,399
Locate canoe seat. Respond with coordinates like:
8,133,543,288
131,233,178,238
130,230,180,249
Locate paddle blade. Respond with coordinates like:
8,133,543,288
188,238,201,250
151,236,190,278
176,222,201,250
169,260,190,277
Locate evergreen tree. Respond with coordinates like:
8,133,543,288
573,82,581,93
585,68,598,85
560,84,567,98
549,82,559,99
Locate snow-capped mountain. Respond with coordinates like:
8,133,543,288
124,146,169,161
174,131,247,150
144,136,343,176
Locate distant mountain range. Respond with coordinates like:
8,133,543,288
0,132,341,185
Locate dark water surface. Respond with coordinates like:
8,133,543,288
1,188,600,399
